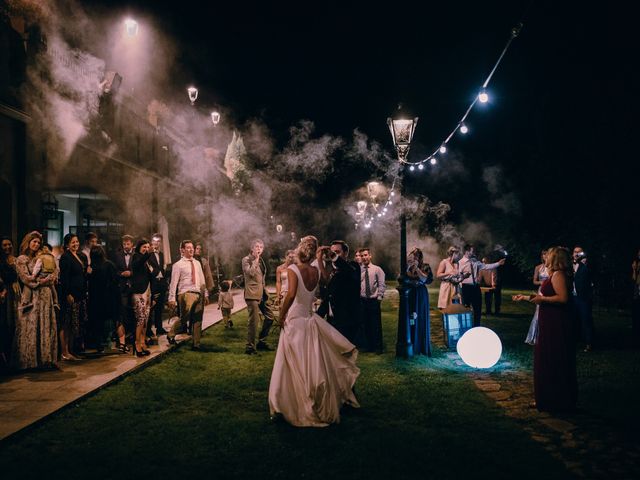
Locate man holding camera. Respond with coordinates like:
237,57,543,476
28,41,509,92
573,246,594,352
316,240,361,345
242,239,275,355
458,245,505,327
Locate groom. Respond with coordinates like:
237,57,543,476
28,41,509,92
316,240,361,344
242,239,275,355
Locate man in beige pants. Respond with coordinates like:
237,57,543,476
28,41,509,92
242,239,275,354
167,240,209,350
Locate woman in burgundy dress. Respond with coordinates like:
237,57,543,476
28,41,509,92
515,246,577,412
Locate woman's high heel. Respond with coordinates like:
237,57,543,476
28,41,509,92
135,348,146,357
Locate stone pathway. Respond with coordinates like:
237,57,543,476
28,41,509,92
0,290,247,442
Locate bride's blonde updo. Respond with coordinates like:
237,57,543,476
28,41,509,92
296,235,318,263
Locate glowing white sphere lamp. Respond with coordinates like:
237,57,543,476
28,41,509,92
478,90,489,104
409,165,415,171
124,18,138,37
460,123,469,134
439,144,447,154
430,157,437,165
211,111,221,125
418,163,424,170
456,327,502,368
187,86,198,105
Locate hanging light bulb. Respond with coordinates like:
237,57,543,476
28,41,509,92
478,90,489,103
409,165,415,171
390,191,395,197
388,200,393,205
439,145,447,154
460,123,469,134
430,157,437,165
187,86,198,105
418,164,424,170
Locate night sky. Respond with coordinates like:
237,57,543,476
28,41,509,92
80,0,638,291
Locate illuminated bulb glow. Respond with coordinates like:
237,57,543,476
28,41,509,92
187,86,198,104
430,158,437,165
439,145,447,154
460,124,469,134
418,164,424,170
124,18,138,37
409,165,415,171
456,327,502,368
211,111,221,125
388,200,393,205
390,191,395,196
478,91,489,103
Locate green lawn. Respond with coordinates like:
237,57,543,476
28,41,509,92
2,289,637,479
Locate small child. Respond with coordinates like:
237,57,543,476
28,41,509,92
218,281,234,328
22,244,59,310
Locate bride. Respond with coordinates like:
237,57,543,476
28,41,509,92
268,235,360,427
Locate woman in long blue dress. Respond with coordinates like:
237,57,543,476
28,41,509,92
407,248,434,356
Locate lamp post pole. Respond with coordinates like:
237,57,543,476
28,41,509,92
387,112,418,358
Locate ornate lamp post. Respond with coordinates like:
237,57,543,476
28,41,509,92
387,111,418,358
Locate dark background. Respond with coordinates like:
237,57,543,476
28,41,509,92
81,0,638,303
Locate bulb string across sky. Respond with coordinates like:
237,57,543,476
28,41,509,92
402,22,524,169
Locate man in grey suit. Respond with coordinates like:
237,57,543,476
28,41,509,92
242,239,275,354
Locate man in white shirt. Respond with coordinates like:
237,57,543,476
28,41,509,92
360,248,386,353
167,240,209,350
458,244,505,326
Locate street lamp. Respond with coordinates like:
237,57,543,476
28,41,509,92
187,86,198,105
387,110,419,358
124,18,138,37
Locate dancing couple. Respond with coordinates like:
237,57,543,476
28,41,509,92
268,235,360,427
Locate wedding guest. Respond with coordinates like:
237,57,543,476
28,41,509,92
168,240,209,350
147,234,168,337
354,249,363,265
81,232,98,270
632,249,640,347
0,236,20,364
436,246,467,309
458,245,505,326
359,248,386,353
478,257,497,316
88,246,121,352
316,241,361,345
218,281,234,328
514,246,577,412
113,235,135,347
21,243,59,312
533,250,549,286
525,250,550,346
242,239,275,354
130,239,153,356
59,233,89,360
12,231,58,369
573,246,594,352
407,247,433,356
275,250,295,305
195,242,215,295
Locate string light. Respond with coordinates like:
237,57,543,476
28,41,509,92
418,164,424,170
395,22,522,167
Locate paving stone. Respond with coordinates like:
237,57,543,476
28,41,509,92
473,381,501,392
486,390,512,401
538,418,577,433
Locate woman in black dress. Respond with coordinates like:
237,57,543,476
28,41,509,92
59,233,88,360
88,246,121,352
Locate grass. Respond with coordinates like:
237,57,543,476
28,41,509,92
1,288,637,479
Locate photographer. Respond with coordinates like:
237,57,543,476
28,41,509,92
632,249,640,347
572,246,594,352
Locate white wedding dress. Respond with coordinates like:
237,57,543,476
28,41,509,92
268,264,360,427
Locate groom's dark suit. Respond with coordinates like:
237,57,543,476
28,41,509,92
317,256,361,344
